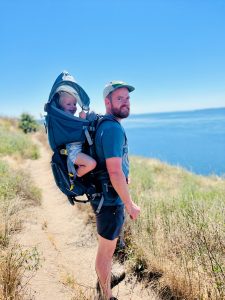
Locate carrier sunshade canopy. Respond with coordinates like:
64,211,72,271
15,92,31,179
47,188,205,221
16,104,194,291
47,71,90,111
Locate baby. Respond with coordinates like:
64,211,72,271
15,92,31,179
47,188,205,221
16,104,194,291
58,91,96,179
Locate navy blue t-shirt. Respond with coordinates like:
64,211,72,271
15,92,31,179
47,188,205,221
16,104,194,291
94,115,129,206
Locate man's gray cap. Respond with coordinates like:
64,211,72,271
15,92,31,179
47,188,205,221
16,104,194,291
103,81,135,99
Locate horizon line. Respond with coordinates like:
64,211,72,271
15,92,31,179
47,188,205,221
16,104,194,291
130,106,225,117
0,106,224,120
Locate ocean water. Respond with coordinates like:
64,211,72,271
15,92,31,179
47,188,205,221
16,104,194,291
123,108,225,177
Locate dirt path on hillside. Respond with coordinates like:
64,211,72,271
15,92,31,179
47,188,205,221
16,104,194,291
15,136,159,300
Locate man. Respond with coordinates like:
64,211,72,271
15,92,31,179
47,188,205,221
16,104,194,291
92,81,141,300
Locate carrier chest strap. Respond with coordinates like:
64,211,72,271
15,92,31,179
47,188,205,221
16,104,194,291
84,128,93,146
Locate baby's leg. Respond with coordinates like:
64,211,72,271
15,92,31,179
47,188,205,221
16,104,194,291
75,153,96,177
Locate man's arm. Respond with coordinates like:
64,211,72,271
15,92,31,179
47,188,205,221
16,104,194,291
106,157,140,220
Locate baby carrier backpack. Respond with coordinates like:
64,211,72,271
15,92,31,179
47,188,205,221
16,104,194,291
44,71,106,206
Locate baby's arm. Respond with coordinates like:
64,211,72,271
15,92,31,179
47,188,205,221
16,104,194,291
79,110,86,119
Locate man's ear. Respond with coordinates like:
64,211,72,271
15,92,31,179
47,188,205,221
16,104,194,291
105,97,111,107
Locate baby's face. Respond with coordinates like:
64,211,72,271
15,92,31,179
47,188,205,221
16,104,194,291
60,95,77,115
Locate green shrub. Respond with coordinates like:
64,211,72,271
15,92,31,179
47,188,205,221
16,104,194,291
18,113,39,134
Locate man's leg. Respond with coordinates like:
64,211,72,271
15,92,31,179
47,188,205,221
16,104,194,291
96,234,118,299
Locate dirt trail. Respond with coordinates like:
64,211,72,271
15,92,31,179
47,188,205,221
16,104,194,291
16,137,159,300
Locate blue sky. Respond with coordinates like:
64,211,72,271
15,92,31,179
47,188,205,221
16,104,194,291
0,0,224,118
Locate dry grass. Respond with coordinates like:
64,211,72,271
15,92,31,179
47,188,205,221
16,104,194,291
0,245,40,300
0,117,19,132
0,117,42,299
0,119,40,160
60,271,95,300
34,126,50,150
0,161,42,299
125,156,225,300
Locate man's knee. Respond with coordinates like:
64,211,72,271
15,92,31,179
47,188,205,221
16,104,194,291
97,234,118,258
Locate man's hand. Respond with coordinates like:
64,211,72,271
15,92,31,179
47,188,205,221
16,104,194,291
125,201,140,220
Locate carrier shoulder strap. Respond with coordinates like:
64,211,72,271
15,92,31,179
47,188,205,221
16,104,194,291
96,114,120,131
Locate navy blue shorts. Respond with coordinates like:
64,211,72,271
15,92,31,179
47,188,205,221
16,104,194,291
91,204,125,240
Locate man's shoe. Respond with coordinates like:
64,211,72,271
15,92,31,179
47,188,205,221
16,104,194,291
96,271,126,293
111,271,125,288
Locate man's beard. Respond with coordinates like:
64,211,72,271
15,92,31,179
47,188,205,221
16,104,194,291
111,105,130,119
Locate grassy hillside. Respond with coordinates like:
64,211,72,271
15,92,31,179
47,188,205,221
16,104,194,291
126,156,225,300
0,117,39,160
2,116,223,299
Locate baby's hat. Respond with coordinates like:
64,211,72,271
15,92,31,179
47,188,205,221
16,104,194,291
55,84,80,101
55,85,81,105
